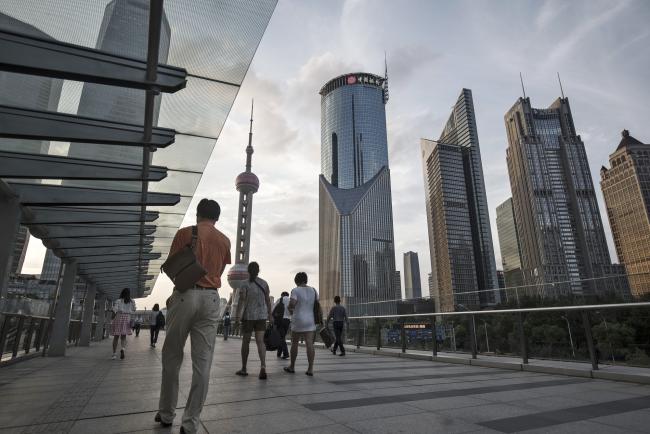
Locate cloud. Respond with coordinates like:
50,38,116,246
388,45,441,83
268,220,311,236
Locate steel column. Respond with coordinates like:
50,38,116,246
48,260,77,356
79,284,96,346
0,194,21,299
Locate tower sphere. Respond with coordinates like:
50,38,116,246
235,172,259,193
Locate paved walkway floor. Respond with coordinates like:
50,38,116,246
1,332,650,433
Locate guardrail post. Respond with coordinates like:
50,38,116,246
375,318,381,351
400,319,406,353
11,316,25,358
431,315,438,357
517,312,528,364
0,314,9,356
24,318,35,354
581,310,598,370
469,314,477,359
356,319,361,348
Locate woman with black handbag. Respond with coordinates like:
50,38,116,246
234,262,272,380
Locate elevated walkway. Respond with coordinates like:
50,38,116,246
1,334,650,433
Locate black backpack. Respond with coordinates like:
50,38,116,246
156,311,166,328
272,298,285,323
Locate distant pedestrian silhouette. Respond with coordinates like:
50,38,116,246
111,287,135,360
327,295,348,356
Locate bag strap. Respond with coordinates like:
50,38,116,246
190,225,199,252
253,279,266,294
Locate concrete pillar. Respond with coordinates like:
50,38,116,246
95,294,107,341
48,260,77,356
79,284,96,346
0,195,21,300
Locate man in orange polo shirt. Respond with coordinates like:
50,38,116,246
157,199,231,434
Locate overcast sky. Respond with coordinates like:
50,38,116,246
21,0,650,309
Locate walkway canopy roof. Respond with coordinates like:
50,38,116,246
0,0,277,298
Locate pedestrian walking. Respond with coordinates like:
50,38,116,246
150,304,163,348
156,199,231,434
134,319,141,337
234,262,272,379
272,291,290,359
222,311,231,341
284,272,321,376
327,296,348,356
111,288,136,360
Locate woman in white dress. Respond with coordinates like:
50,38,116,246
111,287,136,360
284,272,321,376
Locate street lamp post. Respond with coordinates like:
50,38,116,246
561,314,575,358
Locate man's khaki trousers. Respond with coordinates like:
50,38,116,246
159,289,220,434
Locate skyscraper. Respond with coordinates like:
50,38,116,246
41,248,62,282
319,72,398,316
10,226,29,276
421,89,499,312
496,197,524,288
505,94,614,296
403,251,422,299
67,0,171,167
601,130,650,298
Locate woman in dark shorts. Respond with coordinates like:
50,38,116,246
235,262,272,379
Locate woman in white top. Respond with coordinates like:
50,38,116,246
111,288,136,360
284,272,321,376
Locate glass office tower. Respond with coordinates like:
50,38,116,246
496,197,524,289
421,89,499,312
505,95,617,297
67,0,171,168
319,72,398,316
403,251,422,299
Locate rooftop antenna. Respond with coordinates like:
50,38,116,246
245,99,254,172
519,72,527,99
557,72,565,99
383,51,390,103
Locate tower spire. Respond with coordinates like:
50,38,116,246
519,72,526,99
557,72,565,99
246,99,254,173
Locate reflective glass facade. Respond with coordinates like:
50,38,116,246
319,72,397,316
320,168,397,316
421,89,498,312
505,96,617,296
403,251,422,299
320,73,388,189
496,197,524,288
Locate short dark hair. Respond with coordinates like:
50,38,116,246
248,261,259,282
294,272,308,286
119,287,131,303
197,198,220,220
281,291,289,297
153,303,159,311
334,295,341,304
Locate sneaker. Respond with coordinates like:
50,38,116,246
120,349,125,360
154,413,172,428
111,354,117,360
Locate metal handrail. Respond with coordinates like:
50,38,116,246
348,301,650,320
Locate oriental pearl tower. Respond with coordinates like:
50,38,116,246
227,101,259,294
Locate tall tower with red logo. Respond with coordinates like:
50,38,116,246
227,101,260,293
319,72,398,316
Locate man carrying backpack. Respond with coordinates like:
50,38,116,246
272,291,290,359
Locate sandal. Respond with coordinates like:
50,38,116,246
235,369,248,376
283,367,295,374
259,369,267,380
